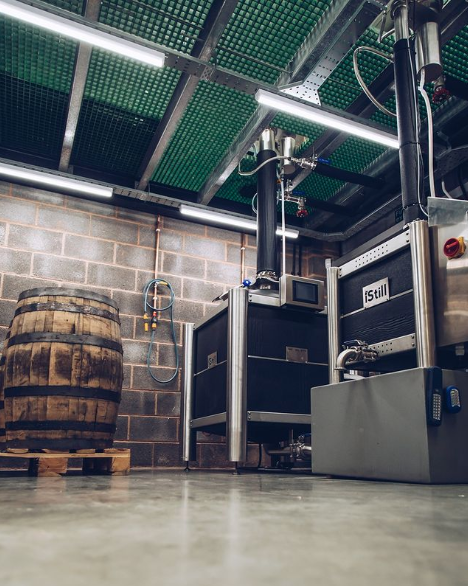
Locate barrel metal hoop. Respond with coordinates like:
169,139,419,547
14,302,121,325
6,421,117,433
7,333,123,354
4,386,121,404
6,439,113,449
18,288,118,310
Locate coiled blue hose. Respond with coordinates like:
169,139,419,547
143,279,179,384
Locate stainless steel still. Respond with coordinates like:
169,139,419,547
326,260,341,384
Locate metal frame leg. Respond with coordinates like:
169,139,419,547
181,322,196,468
409,220,437,367
326,260,341,384
226,287,248,466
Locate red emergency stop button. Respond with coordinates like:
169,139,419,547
443,237,466,259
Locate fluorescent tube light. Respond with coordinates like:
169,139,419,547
180,204,299,239
0,162,113,198
0,0,165,68
256,89,399,150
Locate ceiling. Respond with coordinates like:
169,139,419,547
1,0,468,234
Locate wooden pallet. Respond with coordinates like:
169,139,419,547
0,448,130,477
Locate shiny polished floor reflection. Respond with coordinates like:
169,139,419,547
0,471,467,586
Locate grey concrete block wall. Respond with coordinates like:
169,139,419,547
0,180,336,468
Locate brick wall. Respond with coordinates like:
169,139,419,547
0,181,338,468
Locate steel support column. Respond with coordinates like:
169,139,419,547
226,287,248,464
181,322,196,464
58,0,101,172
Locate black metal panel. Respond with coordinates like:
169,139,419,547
341,292,415,345
246,422,310,444
196,422,310,444
193,362,227,418
246,358,328,413
256,148,278,275
340,248,413,316
194,310,228,374
247,306,328,364
192,305,328,441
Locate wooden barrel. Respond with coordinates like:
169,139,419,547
3,288,123,450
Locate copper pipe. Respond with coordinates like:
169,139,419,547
153,215,161,305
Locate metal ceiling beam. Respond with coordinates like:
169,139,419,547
135,0,239,191
58,0,100,172
196,0,387,206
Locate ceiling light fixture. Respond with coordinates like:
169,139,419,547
0,0,165,68
0,162,113,198
180,205,299,239
255,89,399,150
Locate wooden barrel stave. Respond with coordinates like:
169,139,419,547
3,289,123,450
0,357,6,450
0,325,12,451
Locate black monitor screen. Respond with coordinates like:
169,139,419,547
293,281,318,304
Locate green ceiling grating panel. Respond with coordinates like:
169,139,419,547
41,0,84,14
71,100,159,174
152,81,257,191
298,173,343,204
272,113,325,149
0,18,77,92
217,154,257,206
71,49,182,173
0,74,69,158
0,17,77,158
442,26,468,82
215,0,332,84
296,137,387,204
83,50,181,117
150,0,333,194
319,28,394,111
98,0,213,54
327,137,386,173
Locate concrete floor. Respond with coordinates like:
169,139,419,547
0,471,467,586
